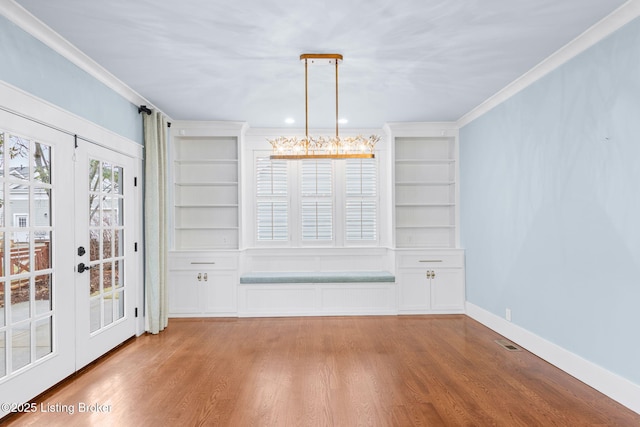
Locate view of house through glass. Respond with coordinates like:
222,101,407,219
0,130,53,379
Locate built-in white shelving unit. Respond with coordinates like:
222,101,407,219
173,135,239,250
168,121,245,317
387,123,464,314
394,135,457,248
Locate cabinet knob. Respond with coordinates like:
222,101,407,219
197,273,202,281
204,273,208,281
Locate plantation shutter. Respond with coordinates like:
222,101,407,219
301,160,333,241
345,158,377,240
256,156,288,240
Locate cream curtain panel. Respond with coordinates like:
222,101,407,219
143,110,169,334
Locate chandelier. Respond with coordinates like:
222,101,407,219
269,53,379,159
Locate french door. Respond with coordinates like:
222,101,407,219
0,110,75,413
74,140,136,369
0,109,139,415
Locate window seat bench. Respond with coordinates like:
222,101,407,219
237,271,396,317
239,271,395,284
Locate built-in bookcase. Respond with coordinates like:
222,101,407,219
173,136,239,249
394,136,456,248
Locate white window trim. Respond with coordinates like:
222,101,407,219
251,150,379,248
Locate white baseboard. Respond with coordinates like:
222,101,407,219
466,302,640,415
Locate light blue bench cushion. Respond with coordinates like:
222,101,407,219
240,271,395,284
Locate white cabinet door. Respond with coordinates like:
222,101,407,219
168,270,237,316
168,272,201,314
397,270,431,313
430,269,465,312
203,271,237,313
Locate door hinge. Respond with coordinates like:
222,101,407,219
134,242,138,252
134,176,138,187
135,307,138,318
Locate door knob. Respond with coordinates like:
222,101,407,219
77,262,96,273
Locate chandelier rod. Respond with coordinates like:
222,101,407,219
303,54,342,143
304,57,309,142
335,57,339,139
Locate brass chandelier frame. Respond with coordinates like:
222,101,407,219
269,53,379,160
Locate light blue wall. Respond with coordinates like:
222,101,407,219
0,14,143,144
460,17,640,384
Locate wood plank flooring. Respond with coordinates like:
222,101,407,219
4,315,639,426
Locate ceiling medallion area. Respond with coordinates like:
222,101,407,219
268,53,379,160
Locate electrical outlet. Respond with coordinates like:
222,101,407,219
506,308,512,322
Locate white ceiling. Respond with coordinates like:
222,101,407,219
14,0,629,128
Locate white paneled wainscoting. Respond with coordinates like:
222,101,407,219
237,282,397,317
168,248,466,317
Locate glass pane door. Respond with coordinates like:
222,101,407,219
88,159,126,333
0,134,54,375
75,141,135,369
0,111,75,416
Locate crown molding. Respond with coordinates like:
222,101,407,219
171,120,249,137
457,0,640,128
1,0,168,118
383,122,459,138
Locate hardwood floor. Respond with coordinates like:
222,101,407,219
4,315,639,426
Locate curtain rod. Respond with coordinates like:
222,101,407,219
138,104,171,127
1,104,96,145
138,105,152,115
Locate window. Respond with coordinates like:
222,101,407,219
345,159,377,241
254,154,378,246
15,214,29,228
256,156,288,241
301,160,332,241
